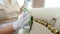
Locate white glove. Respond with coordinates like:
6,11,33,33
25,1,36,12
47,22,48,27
12,12,30,30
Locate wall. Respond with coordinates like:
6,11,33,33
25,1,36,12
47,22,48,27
32,0,45,8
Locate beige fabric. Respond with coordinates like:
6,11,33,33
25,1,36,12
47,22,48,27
55,17,60,32
30,8,60,34
30,21,53,34
30,8,60,26
0,0,20,23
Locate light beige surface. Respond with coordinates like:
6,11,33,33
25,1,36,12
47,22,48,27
31,8,60,26
0,0,20,22
30,21,53,34
30,8,60,34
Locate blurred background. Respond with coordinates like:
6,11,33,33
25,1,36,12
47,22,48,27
0,0,60,8
32,0,60,8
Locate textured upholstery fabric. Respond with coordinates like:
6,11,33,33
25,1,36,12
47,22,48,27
30,8,60,34
30,21,53,34
0,0,20,23
30,8,60,26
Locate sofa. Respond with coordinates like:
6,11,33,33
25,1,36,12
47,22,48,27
30,8,60,34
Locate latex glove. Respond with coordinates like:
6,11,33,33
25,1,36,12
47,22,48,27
12,12,30,30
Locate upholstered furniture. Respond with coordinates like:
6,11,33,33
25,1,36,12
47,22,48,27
30,8,60,34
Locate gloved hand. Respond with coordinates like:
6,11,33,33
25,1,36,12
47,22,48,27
12,12,30,30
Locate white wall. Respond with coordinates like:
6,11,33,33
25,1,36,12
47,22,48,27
45,0,60,8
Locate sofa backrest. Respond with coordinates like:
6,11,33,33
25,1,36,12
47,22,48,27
30,8,60,34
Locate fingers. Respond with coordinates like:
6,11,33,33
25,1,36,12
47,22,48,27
18,11,30,27
18,12,29,19
23,18,30,26
22,14,29,21
18,15,29,25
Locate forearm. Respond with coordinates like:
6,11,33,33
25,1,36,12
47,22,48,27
0,24,16,34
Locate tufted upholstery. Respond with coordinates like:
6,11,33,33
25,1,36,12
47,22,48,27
30,8,60,34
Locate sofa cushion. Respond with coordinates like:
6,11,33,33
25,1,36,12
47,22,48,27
30,21,53,34
30,8,60,26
